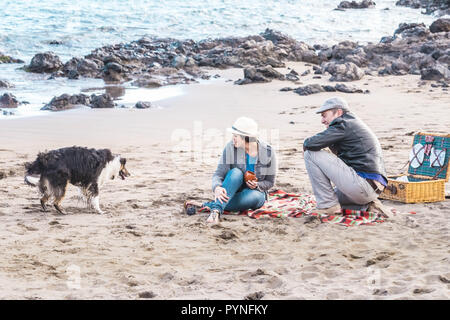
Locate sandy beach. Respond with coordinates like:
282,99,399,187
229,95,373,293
0,62,449,299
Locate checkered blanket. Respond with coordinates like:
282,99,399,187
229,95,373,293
200,190,387,227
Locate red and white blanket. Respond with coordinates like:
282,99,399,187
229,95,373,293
200,190,390,227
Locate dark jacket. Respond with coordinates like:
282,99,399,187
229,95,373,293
303,112,387,179
212,140,277,196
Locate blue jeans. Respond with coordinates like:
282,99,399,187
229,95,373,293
204,168,266,214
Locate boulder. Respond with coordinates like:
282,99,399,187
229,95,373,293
420,63,450,80
103,62,124,82
294,84,324,96
335,83,364,93
429,18,450,33
90,93,115,108
28,52,63,73
323,62,365,81
0,93,19,108
135,101,152,109
41,94,90,111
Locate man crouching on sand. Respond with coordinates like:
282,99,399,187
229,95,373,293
303,97,389,217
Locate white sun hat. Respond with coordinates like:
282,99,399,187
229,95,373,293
227,116,259,138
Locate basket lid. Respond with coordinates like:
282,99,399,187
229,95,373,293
408,132,450,181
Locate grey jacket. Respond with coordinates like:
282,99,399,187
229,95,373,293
212,140,277,195
303,112,387,179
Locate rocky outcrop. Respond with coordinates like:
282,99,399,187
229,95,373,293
337,1,376,9
25,20,448,87
289,83,369,96
41,94,91,111
396,0,450,16
40,28,318,86
314,19,449,82
27,52,63,73
0,93,19,108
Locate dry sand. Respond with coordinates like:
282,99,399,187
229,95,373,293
0,62,449,299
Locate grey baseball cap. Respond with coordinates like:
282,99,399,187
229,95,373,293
316,97,350,114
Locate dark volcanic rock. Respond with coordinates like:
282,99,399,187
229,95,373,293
41,93,91,111
323,62,365,81
430,18,450,33
0,93,19,108
420,63,450,80
235,65,284,85
135,101,152,109
394,23,429,38
132,76,164,88
103,62,126,82
0,80,13,88
396,0,450,16
27,52,63,73
286,84,367,96
294,84,325,96
337,1,376,9
0,53,24,64
335,83,365,93
90,93,115,108
63,58,101,78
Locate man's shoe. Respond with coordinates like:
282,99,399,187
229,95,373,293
314,204,342,215
367,199,390,218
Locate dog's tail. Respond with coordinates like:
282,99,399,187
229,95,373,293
24,175,40,187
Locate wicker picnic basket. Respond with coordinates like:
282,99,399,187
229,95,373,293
380,132,450,203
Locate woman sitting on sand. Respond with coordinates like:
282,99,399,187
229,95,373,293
186,117,277,224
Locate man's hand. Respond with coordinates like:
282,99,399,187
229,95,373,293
246,180,258,190
214,186,229,204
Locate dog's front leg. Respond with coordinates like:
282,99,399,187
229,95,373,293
91,196,105,214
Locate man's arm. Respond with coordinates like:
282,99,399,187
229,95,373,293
303,122,346,151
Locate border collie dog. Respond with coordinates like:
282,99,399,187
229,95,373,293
24,146,130,214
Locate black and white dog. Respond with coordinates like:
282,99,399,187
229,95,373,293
24,146,130,214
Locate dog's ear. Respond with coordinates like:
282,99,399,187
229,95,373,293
37,152,48,166
120,157,127,166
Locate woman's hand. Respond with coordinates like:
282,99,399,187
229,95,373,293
246,180,258,189
214,186,229,204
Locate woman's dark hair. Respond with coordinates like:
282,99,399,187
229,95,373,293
244,136,257,143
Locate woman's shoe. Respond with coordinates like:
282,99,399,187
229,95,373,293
206,209,220,224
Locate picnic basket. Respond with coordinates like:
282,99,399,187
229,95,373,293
380,132,450,203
